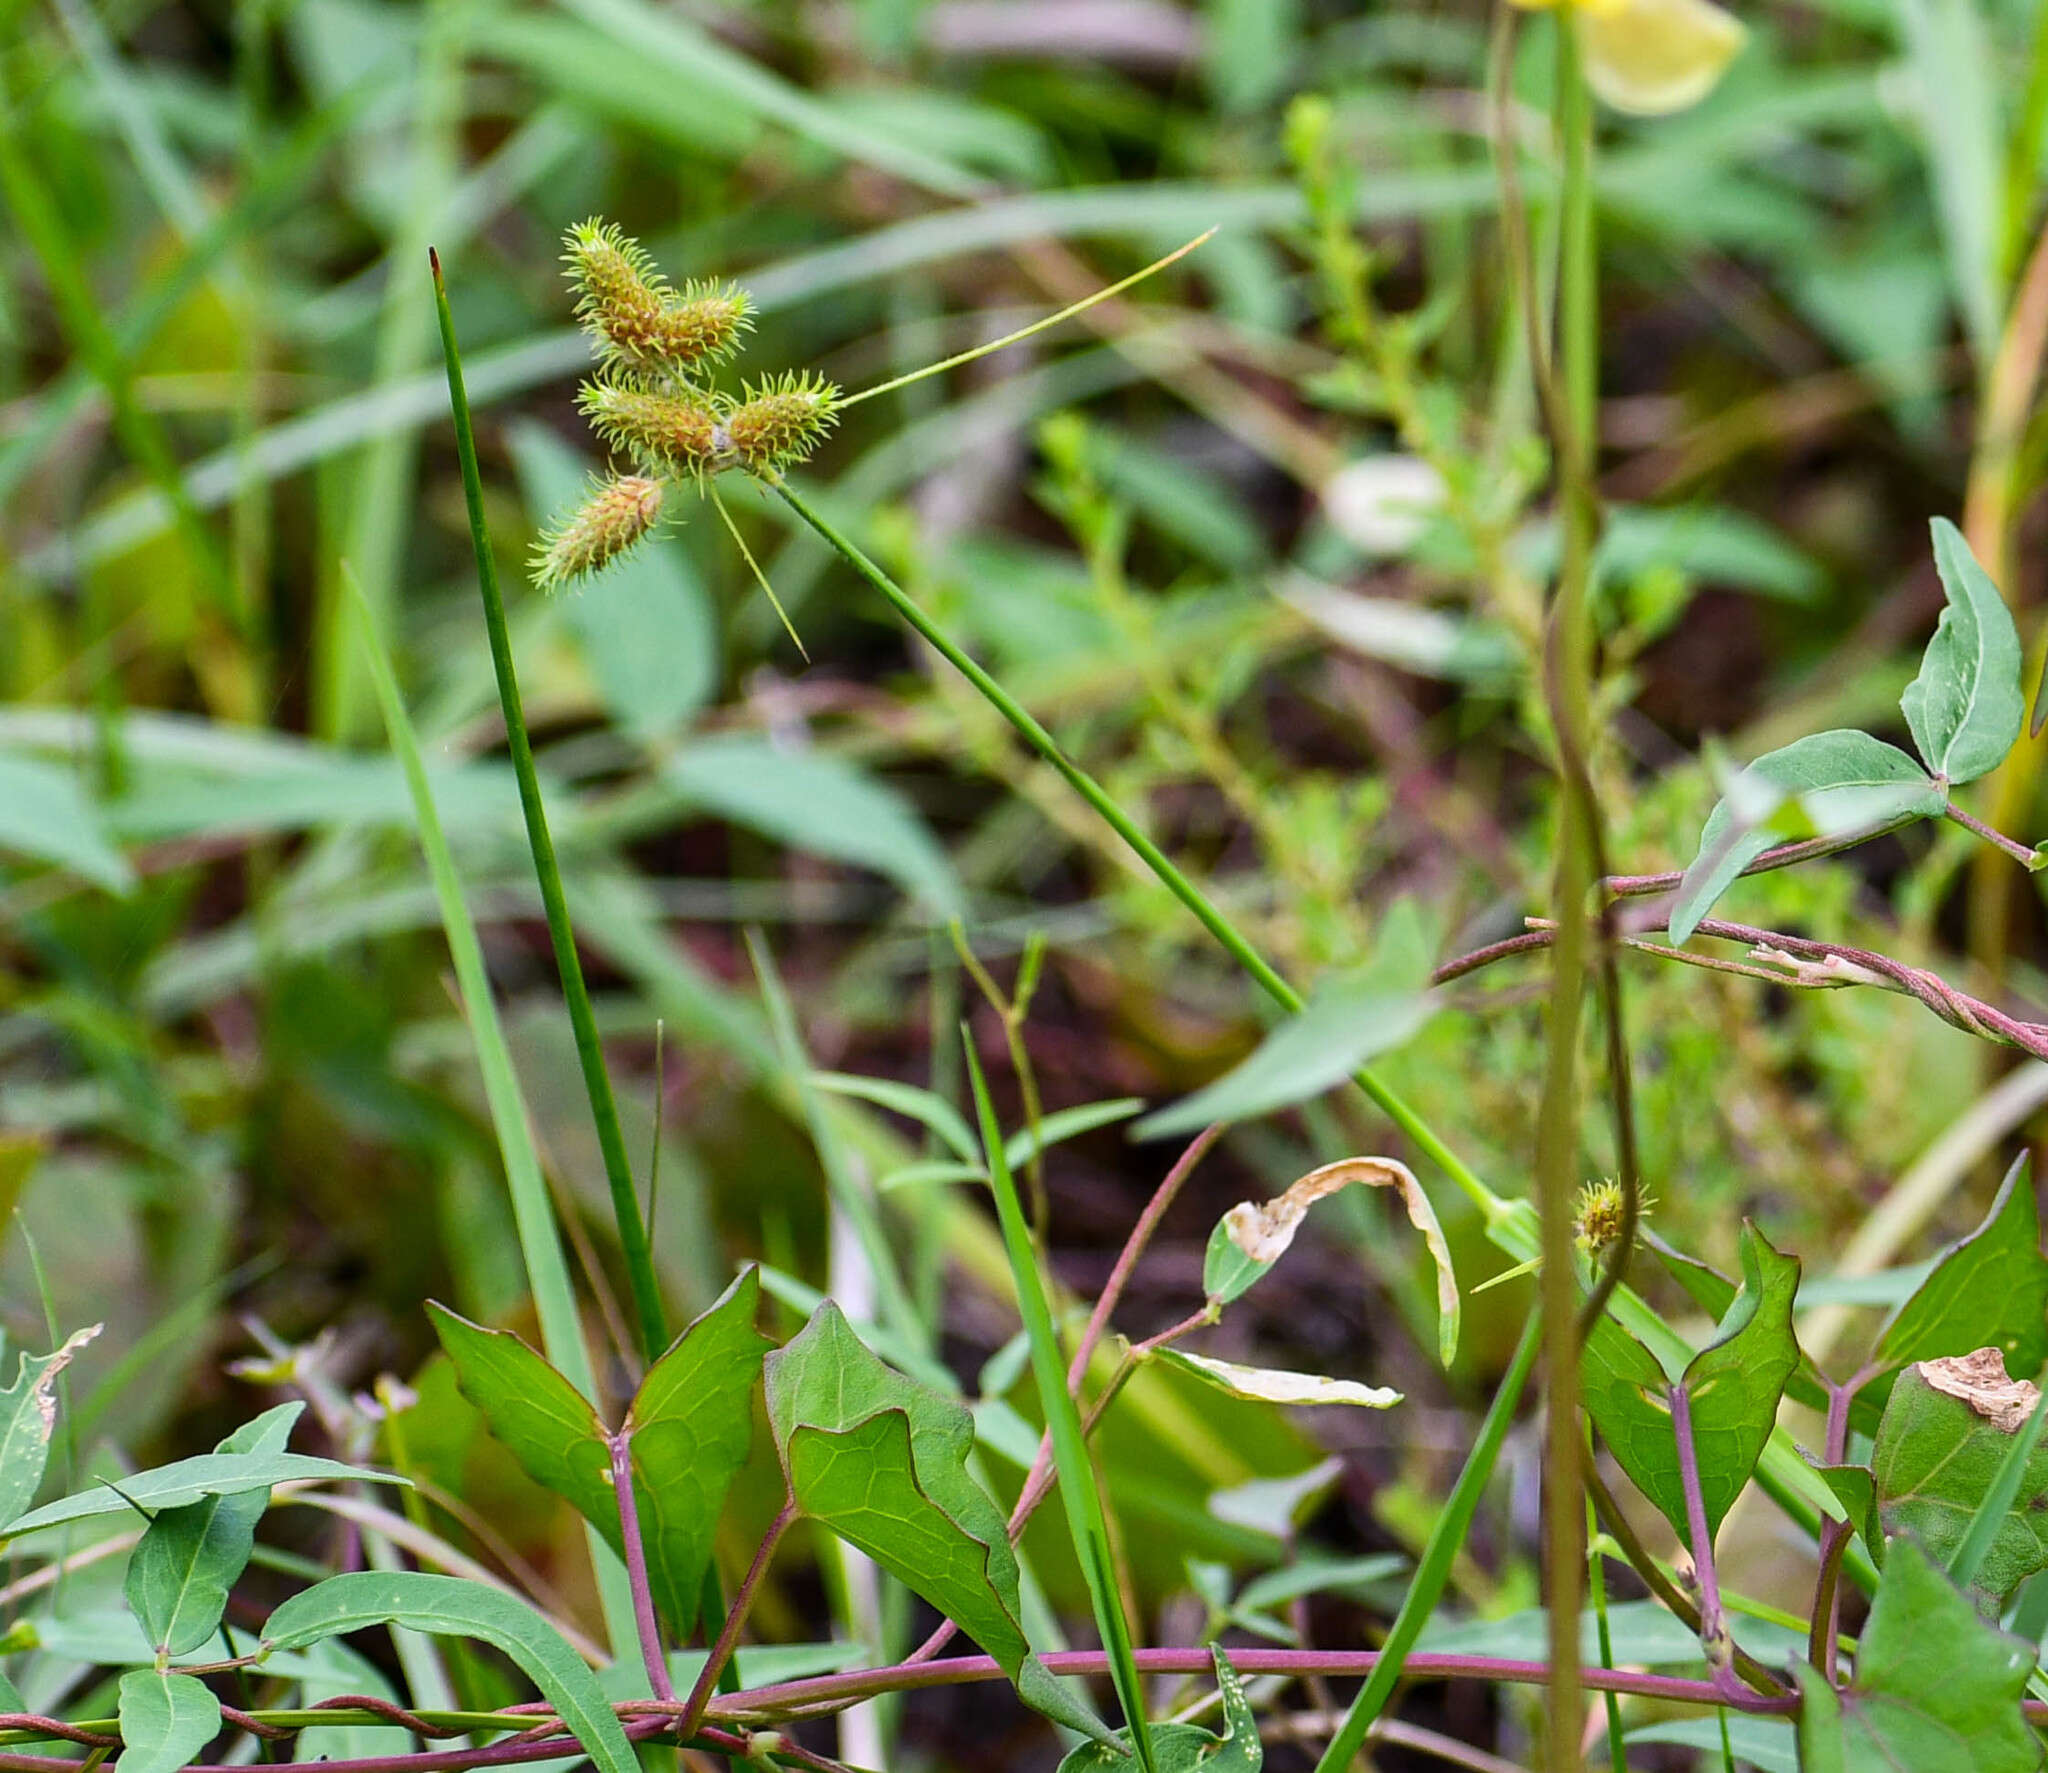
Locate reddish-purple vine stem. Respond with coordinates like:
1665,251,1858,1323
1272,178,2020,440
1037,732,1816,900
679,1494,798,1737
606,1432,674,1702
1668,1384,1753,1709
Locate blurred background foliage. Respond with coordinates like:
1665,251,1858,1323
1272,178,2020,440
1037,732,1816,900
4,0,2048,1757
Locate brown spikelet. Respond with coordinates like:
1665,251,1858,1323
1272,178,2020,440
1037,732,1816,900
532,474,665,590
577,381,727,475
721,371,841,473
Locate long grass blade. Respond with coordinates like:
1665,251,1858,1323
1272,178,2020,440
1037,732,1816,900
962,1036,1149,1772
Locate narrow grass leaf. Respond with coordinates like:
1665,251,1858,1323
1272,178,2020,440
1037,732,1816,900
7,1451,401,1538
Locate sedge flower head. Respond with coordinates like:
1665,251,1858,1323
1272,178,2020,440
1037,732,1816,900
720,372,842,474
533,474,665,591
576,380,727,476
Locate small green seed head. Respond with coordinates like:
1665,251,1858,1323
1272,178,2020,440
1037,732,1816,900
532,473,665,590
721,371,841,473
1573,1178,1651,1259
563,220,669,356
644,279,752,368
577,380,725,475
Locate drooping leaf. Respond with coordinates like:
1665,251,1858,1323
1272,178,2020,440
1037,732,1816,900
1152,1347,1400,1410
261,1571,636,1773
115,1669,221,1773
1874,1352,2048,1608
1056,1646,1261,1772
1902,518,2024,784
1796,1537,2039,1773
666,736,963,919
1582,1222,1800,1540
0,1326,101,1529
1201,1156,1458,1365
1668,731,1943,944
4,1450,404,1538
431,1270,770,1632
764,1302,1106,1743
126,1403,304,1657
1876,1155,2047,1380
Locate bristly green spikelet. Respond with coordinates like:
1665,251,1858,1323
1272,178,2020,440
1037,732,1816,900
562,221,752,373
532,472,665,591
721,371,842,473
577,380,727,476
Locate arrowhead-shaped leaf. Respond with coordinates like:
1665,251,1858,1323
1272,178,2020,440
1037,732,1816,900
1902,518,2023,785
1796,1537,2040,1772
1057,1647,1261,1772
1874,1353,2048,1607
0,1326,100,1528
1875,1155,2047,1382
126,1403,304,1657
1668,731,1942,944
430,1269,770,1632
115,1669,221,1773
1583,1222,1800,1540
765,1302,1106,1743
261,1570,636,1773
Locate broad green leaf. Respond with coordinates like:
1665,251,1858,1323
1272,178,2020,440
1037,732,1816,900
1874,1353,2048,1607
261,1571,636,1773
1152,1347,1399,1410
116,1669,221,1773
1902,518,2023,784
1057,1646,1260,1772
431,1270,769,1632
0,756,134,891
1796,1537,2039,1773
620,1268,773,1632
1627,1716,1796,1773
1582,1222,1800,1540
506,420,718,737
1876,1155,2047,1380
4,1451,404,1538
0,1326,100,1528
1136,979,1434,1140
1668,731,1943,944
1200,1156,1458,1364
667,737,963,919
126,1403,304,1656
765,1302,1106,1743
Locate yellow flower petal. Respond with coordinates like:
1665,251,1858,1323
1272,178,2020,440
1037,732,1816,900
1577,0,1747,115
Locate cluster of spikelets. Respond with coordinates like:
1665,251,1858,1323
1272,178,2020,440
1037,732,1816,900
533,221,841,591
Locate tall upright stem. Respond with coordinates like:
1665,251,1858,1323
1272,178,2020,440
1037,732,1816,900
430,250,668,1368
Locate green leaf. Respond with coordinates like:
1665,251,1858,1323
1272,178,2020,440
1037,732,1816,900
5,1450,404,1538
430,1271,769,1632
1135,976,1434,1140
1151,1347,1400,1410
0,1326,100,1529
667,737,963,919
125,1403,303,1657
1057,1646,1261,1772
1876,1155,2047,1379
811,1072,978,1164
1582,1221,1800,1540
1627,1716,1795,1773
1817,1464,1878,1550
1874,1353,2048,1608
620,1268,773,1632
115,1669,221,1773
1796,1537,2039,1773
0,756,134,892
1902,518,2023,784
764,1302,1108,1744
1669,731,1943,944
1002,1098,1145,1169
261,1570,637,1773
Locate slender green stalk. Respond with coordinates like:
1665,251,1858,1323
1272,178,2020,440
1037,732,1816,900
348,569,643,1663
769,479,1499,1221
430,248,668,1368
1313,1312,1542,1773
963,1037,1152,1770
